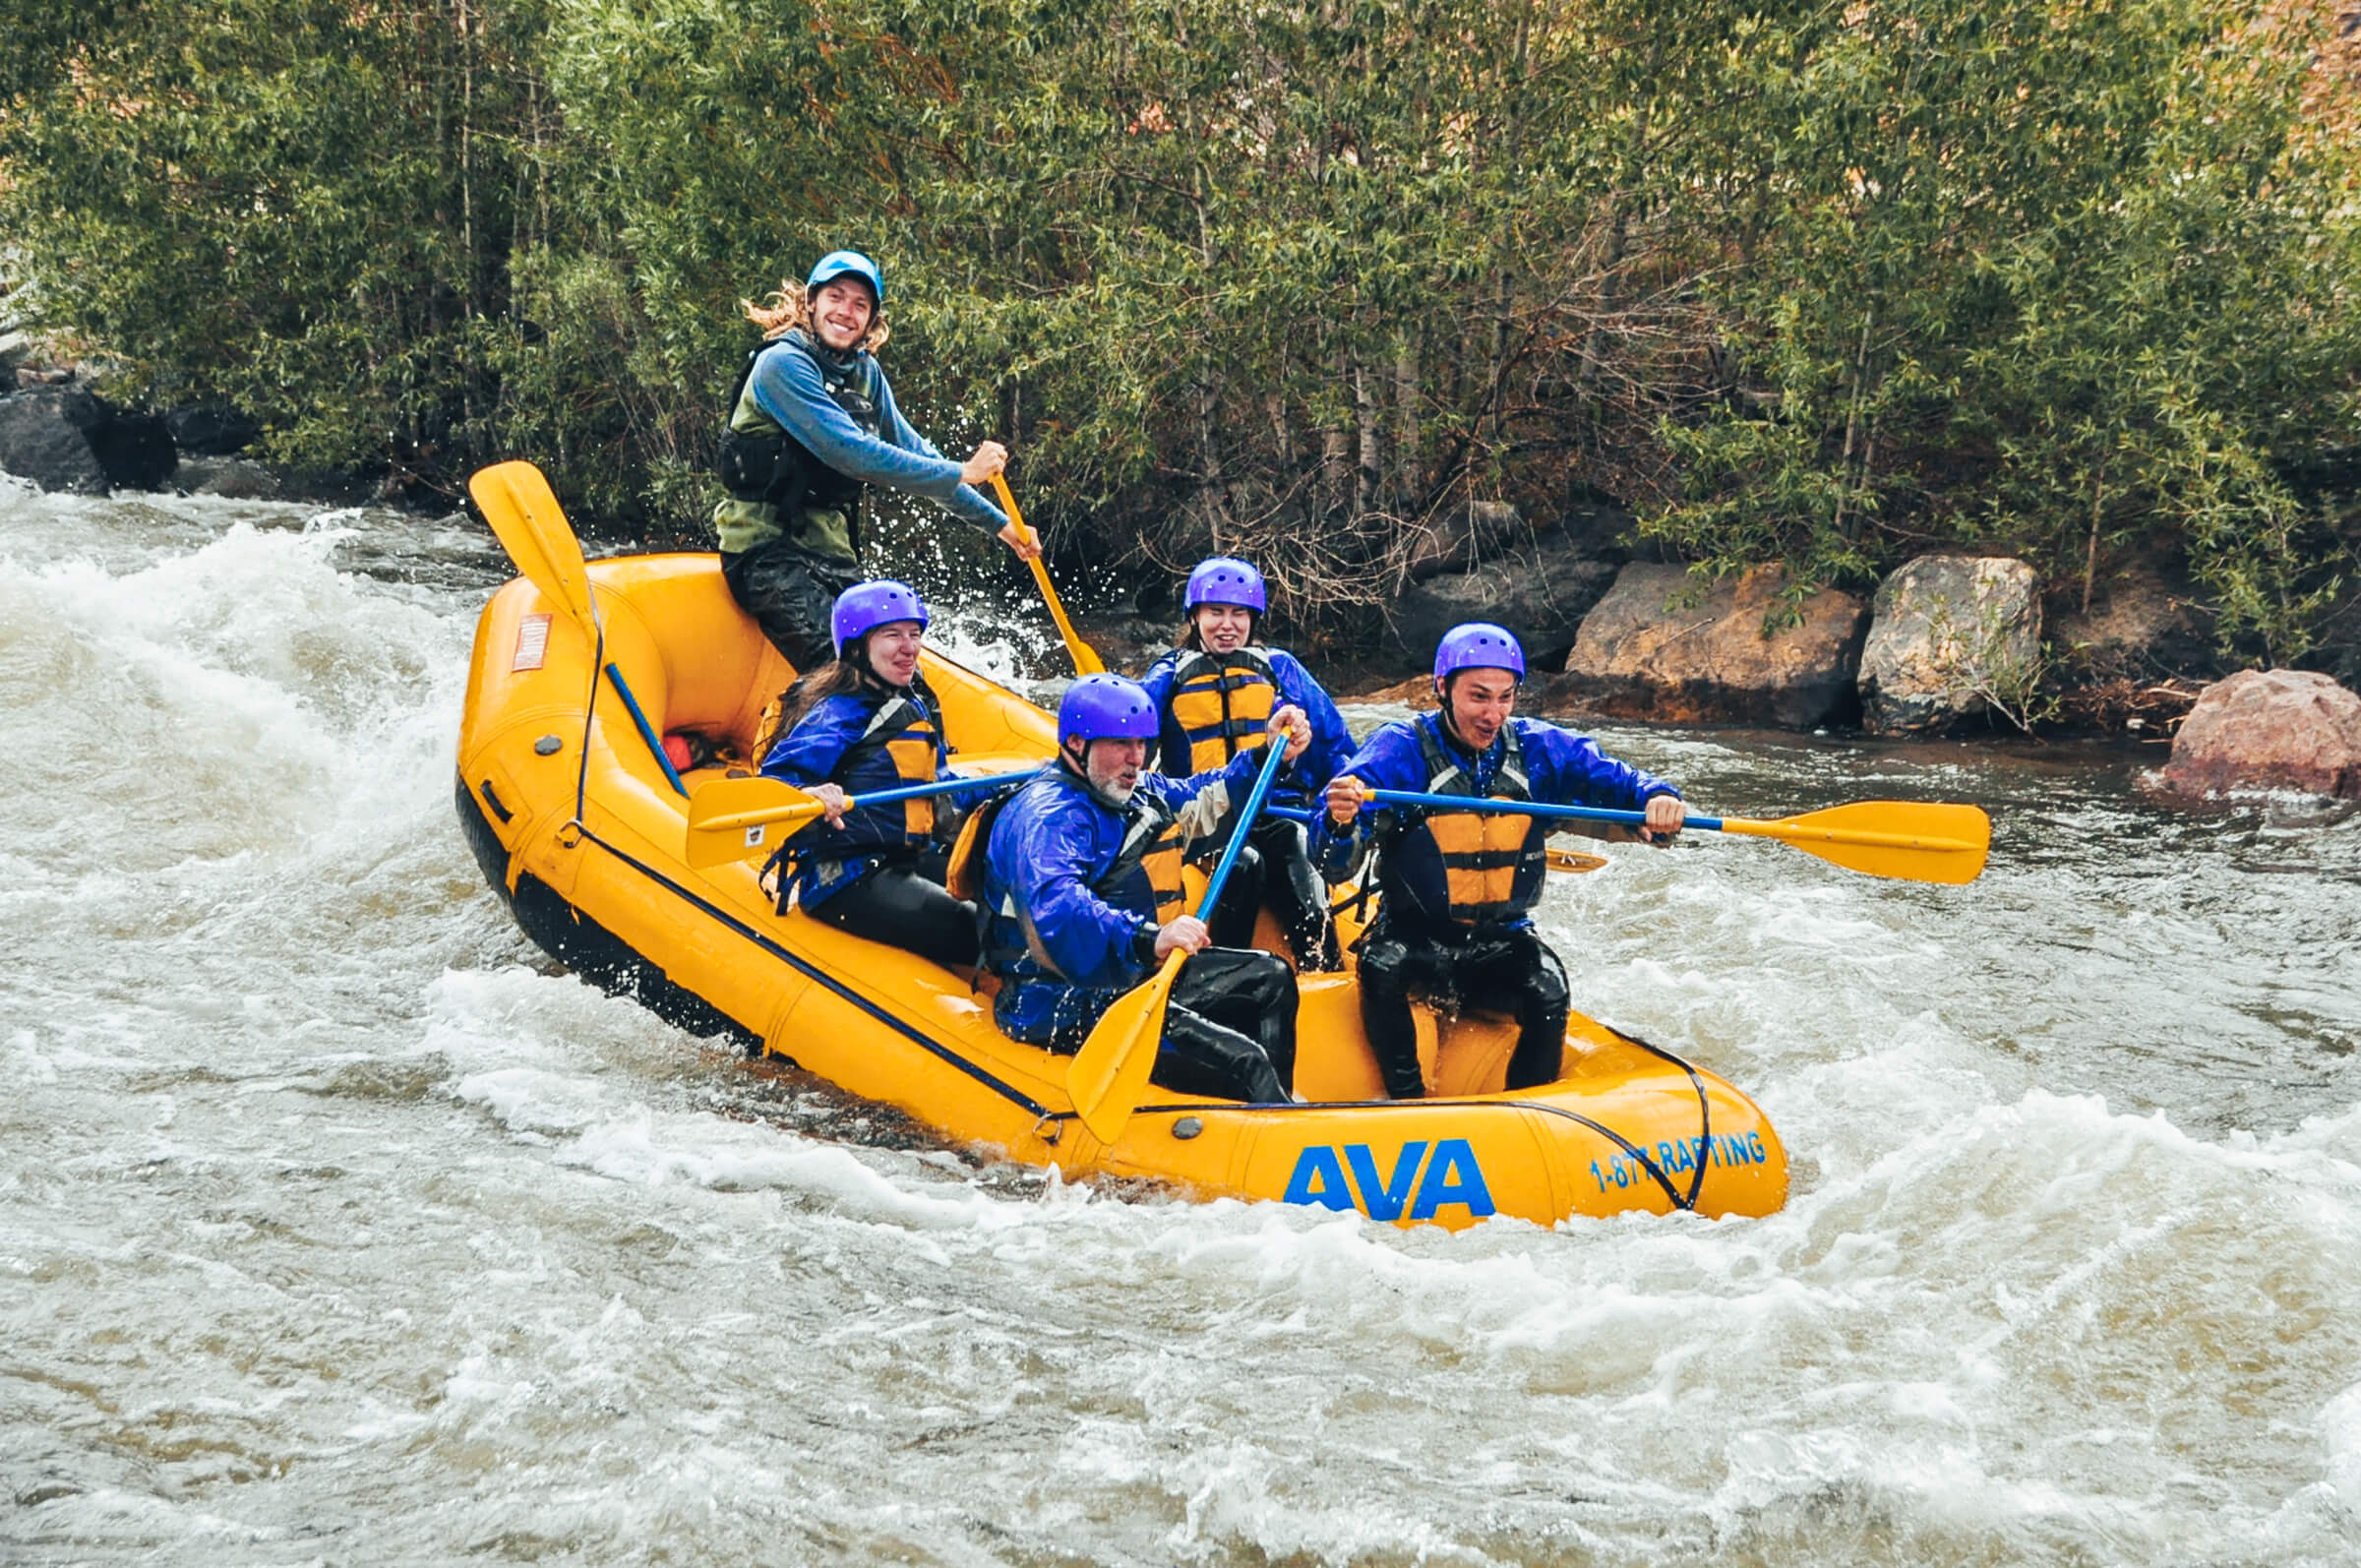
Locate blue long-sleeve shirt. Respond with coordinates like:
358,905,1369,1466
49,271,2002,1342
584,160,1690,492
714,330,1007,554
745,336,1007,532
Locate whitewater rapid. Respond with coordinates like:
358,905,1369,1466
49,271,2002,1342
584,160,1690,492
4,482,2358,1566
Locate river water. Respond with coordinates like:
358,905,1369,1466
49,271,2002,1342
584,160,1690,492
5,483,2359,1567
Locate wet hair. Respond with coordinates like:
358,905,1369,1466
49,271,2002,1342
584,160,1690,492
739,278,889,351
754,647,885,759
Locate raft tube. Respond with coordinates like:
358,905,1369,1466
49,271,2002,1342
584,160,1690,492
454,554,1789,1228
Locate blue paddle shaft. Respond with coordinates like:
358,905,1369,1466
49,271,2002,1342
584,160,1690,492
1362,786,1719,833
1195,742,1293,919
836,769,1038,810
604,661,687,798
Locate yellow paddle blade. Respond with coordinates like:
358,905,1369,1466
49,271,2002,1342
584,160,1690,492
991,474,1106,676
683,775,823,870
1066,950,1185,1145
1719,800,1992,884
468,461,597,636
1548,847,1607,874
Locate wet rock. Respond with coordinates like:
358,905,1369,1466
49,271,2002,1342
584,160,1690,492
1858,556,2042,736
1404,500,1526,583
2158,669,2361,799
165,402,261,456
89,406,175,490
177,454,281,500
1557,562,1869,729
1384,547,1617,670
0,331,29,376
0,387,110,493
0,387,179,494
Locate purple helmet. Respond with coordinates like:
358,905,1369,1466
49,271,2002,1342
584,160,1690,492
1433,623,1526,688
807,249,883,306
1058,673,1160,747
831,579,928,657
1184,556,1268,615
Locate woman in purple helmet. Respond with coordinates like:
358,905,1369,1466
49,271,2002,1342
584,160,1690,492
1135,557,1355,969
756,579,979,968
713,249,1043,672
1312,624,1687,1100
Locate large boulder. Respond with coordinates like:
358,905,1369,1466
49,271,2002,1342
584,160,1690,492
0,387,178,493
165,403,261,456
1383,545,1617,670
0,387,111,493
176,454,282,500
1403,499,1525,582
1557,562,1869,729
1858,556,2043,736
2158,669,2361,799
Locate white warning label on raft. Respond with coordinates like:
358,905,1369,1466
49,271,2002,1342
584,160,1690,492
744,826,765,848
512,614,552,672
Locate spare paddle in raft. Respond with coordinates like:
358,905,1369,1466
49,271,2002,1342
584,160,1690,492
469,459,688,797
1357,790,1991,884
1066,737,1295,1146
685,770,1037,870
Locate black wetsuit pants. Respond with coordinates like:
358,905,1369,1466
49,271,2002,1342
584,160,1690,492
1153,946,1299,1105
1357,918,1569,1099
809,864,981,970
721,537,862,672
1199,816,1341,972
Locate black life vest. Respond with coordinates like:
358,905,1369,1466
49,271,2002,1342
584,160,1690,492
716,332,881,534
1162,646,1280,775
1379,721,1548,929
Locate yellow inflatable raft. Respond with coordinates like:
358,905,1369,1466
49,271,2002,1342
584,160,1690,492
455,547,1789,1228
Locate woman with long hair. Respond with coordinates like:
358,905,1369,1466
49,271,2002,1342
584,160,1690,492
713,250,1041,672
757,579,980,969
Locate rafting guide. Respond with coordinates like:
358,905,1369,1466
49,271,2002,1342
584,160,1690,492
711,249,1043,671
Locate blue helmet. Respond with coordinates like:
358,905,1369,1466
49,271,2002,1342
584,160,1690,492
1433,623,1526,689
832,578,927,658
1184,556,1268,615
807,249,883,307
1058,673,1160,748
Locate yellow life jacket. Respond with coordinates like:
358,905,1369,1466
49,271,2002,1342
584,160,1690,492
1164,647,1279,774
1098,799,1191,927
849,695,940,839
1390,722,1546,928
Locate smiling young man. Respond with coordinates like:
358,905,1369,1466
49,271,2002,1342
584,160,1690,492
713,249,1042,670
973,673,1312,1105
1312,623,1686,1100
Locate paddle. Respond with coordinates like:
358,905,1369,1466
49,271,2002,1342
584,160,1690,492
1268,803,1603,875
468,459,688,798
989,474,1105,677
684,769,1037,870
1354,789,1991,884
1066,739,1295,1145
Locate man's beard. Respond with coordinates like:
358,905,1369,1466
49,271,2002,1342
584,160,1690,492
1085,755,1138,805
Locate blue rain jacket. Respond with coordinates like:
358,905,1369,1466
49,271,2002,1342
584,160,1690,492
759,686,949,908
1311,711,1679,933
977,749,1269,1044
